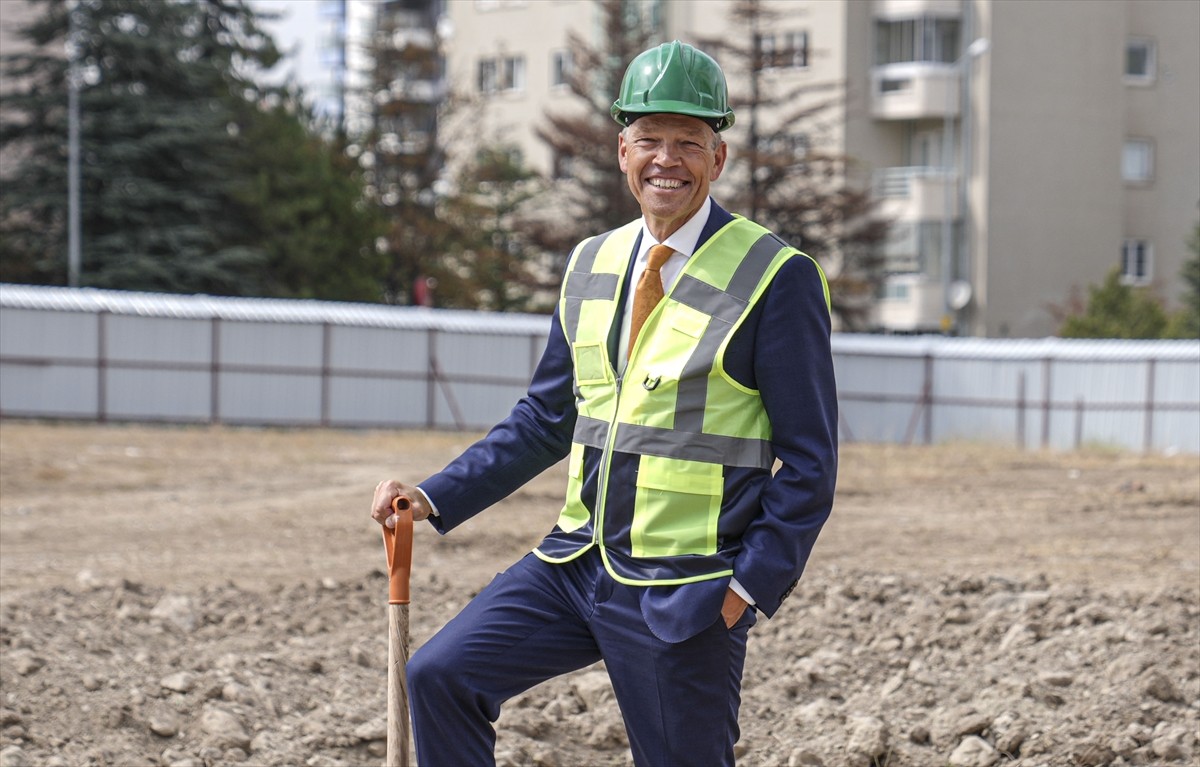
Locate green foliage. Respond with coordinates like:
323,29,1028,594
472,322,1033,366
1059,268,1172,339
1059,225,1200,340
1,0,382,301
1169,223,1200,338
231,95,386,302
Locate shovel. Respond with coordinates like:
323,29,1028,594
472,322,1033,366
382,496,414,767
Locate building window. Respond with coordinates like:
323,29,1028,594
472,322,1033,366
755,31,809,69
502,55,526,92
477,55,525,94
880,281,911,301
875,16,960,65
1125,37,1156,84
1120,240,1153,285
478,59,498,93
1122,138,1154,183
551,50,573,88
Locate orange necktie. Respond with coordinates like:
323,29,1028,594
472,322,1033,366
628,244,674,359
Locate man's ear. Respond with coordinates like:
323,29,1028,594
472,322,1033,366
711,141,728,181
618,132,629,173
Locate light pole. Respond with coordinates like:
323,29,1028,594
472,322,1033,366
67,0,82,288
940,37,989,334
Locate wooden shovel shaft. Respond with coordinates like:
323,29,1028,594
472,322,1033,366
387,603,411,767
384,496,414,767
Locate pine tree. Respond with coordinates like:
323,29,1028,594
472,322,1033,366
1172,223,1200,338
0,0,279,293
1058,268,1171,339
232,92,387,302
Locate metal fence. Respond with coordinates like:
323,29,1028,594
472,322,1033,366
2,284,1197,453
832,335,1199,454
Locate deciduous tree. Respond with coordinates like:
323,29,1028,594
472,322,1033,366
699,0,888,330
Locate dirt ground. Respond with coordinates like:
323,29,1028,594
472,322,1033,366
0,420,1197,767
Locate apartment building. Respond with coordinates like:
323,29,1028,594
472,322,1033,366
415,0,1198,337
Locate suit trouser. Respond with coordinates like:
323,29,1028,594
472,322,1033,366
406,548,754,767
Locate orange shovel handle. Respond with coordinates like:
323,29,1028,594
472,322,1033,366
382,496,413,605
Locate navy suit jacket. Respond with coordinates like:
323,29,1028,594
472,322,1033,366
421,201,838,642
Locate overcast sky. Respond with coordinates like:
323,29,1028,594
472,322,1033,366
250,0,326,94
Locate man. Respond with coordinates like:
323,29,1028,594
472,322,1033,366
371,40,837,766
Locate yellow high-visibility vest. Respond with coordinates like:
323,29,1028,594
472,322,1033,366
537,216,829,584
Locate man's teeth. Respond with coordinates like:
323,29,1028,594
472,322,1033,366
649,179,684,189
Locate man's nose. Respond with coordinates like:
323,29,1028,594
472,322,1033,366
654,143,682,165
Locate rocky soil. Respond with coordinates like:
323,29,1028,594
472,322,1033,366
1,421,1197,767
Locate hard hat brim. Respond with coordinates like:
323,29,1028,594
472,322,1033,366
611,101,735,132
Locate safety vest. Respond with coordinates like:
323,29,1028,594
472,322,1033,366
535,216,830,585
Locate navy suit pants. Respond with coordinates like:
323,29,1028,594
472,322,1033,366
406,548,754,766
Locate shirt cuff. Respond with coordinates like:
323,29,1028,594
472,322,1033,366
729,577,756,606
415,486,440,517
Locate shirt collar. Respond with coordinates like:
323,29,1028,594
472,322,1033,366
638,196,712,260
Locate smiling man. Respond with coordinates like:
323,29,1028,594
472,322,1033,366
371,41,838,766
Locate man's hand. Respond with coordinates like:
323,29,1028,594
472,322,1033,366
721,587,749,629
372,480,433,527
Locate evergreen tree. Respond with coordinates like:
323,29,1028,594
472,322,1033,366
0,0,280,293
1169,223,1200,338
1058,268,1171,339
698,0,888,330
232,92,387,302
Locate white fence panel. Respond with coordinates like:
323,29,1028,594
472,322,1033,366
1,285,1196,453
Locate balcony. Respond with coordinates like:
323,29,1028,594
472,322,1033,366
873,166,957,221
874,0,962,19
871,62,959,120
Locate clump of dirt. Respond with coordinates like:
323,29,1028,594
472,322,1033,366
1,422,1197,766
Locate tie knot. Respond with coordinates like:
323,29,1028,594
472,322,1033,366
646,244,673,271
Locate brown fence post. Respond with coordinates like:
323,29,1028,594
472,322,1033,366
210,317,221,424
320,322,333,427
1016,371,1026,450
425,328,437,429
1144,358,1156,453
1041,357,1053,449
1074,397,1085,449
923,353,934,445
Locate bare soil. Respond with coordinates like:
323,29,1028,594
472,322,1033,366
1,420,1197,767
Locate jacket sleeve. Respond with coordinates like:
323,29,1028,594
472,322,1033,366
732,254,838,617
418,309,578,533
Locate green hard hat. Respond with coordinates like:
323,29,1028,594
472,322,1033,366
611,41,735,132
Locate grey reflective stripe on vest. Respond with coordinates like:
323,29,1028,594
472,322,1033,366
672,233,789,433
562,231,615,343
615,423,774,469
573,414,609,450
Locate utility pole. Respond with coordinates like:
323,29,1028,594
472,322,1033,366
67,0,82,287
